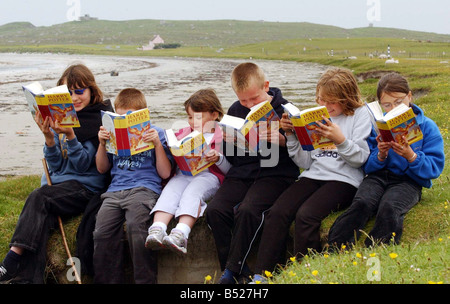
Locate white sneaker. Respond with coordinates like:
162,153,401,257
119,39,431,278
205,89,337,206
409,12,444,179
145,226,167,250
162,229,188,254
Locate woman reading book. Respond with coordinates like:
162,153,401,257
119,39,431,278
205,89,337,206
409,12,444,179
327,72,445,248
0,64,113,283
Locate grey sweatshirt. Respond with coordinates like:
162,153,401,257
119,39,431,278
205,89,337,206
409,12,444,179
286,106,372,188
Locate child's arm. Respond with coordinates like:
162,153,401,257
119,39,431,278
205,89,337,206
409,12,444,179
144,128,172,179
96,126,112,174
281,114,312,168
204,149,232,174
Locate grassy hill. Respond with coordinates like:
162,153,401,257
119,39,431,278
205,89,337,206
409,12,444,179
1,19,449,47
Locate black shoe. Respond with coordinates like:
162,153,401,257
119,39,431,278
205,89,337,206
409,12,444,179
0,264,15,284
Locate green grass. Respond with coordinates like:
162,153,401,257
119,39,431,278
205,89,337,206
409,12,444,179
0,36,449,284
265,236,449,284
1,19,449,47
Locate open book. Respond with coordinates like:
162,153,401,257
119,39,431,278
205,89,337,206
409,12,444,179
101,108,154,156
22,81,80,128
365,101,423,145
219,100,280,152
282,103,334,151
166,127,215,176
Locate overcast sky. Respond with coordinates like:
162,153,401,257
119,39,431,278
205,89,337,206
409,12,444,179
1,0,449,34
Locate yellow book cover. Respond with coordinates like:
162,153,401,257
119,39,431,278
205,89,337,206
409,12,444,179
22,82,80,128
219,100,280,152
166,127,214,176
282,103,333,151
366,101,423,145
101,108,153,156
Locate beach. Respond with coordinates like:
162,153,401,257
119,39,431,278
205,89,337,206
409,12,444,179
0,53,327,177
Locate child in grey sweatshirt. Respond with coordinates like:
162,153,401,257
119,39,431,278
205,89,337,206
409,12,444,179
251,68,372,281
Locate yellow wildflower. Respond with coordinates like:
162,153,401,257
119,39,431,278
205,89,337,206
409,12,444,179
323,254,329,258
356,252,362,258
288,271,296,277
353,261,358,266
204,275,212,283
389,253,398,259
311,270,319,276
370,253,377,257
290,256,296,262
264,270,273,278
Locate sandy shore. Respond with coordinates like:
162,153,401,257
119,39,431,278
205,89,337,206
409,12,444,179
0,53,327,178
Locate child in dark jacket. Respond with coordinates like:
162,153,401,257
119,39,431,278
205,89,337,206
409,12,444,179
328,72,445,248
205,62,299,284
0,64,113,283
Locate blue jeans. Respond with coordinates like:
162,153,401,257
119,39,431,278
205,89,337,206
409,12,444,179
328,169,422,247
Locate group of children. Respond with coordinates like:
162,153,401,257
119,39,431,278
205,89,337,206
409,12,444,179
0,61,444,284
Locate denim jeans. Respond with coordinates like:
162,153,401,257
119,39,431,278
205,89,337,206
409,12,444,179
328,169,422,248
10,180,95,283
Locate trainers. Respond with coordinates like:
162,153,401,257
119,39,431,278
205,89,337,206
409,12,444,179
249,274,268,284
218,269,237,284
162,229,187,254
0,264,14,284
145,226,167,250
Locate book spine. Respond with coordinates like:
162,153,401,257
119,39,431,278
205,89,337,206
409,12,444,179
37,104,52,120
114,117,131,156
378,128,395,142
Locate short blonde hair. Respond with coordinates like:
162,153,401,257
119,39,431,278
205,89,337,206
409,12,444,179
231,62,266,93
315,68,363,116
114,88,147,111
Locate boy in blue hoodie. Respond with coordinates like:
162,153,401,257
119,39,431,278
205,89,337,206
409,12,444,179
328,72,445,247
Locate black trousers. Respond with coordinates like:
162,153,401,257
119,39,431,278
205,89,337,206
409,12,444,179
328,170,422,247
10,180,95,283
254,177,357,274
205,176,294,274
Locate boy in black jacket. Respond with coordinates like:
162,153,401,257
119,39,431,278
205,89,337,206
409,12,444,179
206,62,299,284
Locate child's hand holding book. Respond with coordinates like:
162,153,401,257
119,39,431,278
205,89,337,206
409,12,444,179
143,128,162,148
280,113,295,136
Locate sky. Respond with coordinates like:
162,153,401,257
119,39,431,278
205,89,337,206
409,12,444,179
0,0,449,35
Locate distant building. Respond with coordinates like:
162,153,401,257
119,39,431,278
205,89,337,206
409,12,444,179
141,35,165,50
79,14,98,21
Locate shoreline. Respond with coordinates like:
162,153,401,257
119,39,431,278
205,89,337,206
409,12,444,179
0,53,326,177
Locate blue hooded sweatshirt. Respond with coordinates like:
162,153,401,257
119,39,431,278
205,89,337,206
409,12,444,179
364,103,445,188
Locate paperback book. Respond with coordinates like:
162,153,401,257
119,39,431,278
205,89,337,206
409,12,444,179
219,100,280,152
101,108,154,156
282,103,333,151
365,101,423,145
22,81,80,127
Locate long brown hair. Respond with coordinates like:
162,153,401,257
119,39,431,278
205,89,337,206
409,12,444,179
57,64,104,105
316,68,363,116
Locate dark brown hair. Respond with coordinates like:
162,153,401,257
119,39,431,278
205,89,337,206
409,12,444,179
377,72,411,101
184,89,224,121
57,64,104,104
316,68,363,116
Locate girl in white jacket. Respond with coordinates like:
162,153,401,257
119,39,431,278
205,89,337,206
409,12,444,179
252,68,372,281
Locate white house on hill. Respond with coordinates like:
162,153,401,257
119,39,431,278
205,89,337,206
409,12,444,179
142,35,165,50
